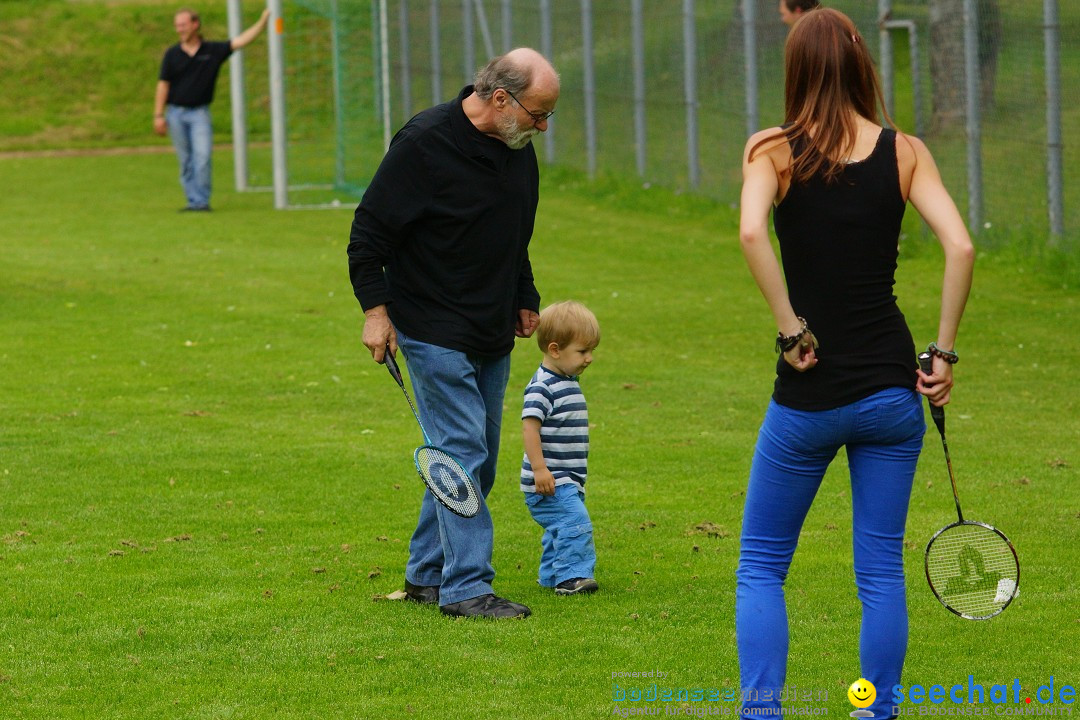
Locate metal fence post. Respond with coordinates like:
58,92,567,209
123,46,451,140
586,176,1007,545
540,0,554,163
963,0,983,232
430,0,442,104
472,0,495,58
378,0,391,149
908,20,923,137
879,0,894,119
463,0,474,82
742,0,757,137
331,0,345,188
399,0,411,124
1044,0,1064,243
683,0,699,189
267,0,288,208
226,0,249,192
631,0,647,178
502,0,512,51
582,0,597,177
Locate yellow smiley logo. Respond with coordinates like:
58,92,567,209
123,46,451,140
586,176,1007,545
848,679,877,709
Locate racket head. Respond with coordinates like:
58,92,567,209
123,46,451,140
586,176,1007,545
924,520,1019,620
413,445,481,518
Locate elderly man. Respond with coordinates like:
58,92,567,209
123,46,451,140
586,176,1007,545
348,48,559,619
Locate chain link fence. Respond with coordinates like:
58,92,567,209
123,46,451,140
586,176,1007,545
251,1,1075,250
361,0,1072,249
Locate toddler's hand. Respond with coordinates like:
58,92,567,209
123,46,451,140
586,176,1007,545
534,470,556,496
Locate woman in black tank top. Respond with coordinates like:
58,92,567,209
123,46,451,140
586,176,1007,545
734,9,975,719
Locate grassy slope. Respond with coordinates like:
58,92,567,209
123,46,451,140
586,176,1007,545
0,0,269,151
1,152,1077,718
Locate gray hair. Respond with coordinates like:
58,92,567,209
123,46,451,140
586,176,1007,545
473,54,532,99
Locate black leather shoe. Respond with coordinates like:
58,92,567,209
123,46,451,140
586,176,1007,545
440,594,531,619
404,580,439,605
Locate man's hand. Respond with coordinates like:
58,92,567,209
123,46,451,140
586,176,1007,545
516,308,539,338
362,305,396,363
231,8,272,51
154,80,170,136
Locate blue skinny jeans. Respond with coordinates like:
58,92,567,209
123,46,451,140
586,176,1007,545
736,387,925,719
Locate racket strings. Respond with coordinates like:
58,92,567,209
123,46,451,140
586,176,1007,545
926,523,1018,619
415,446,481,517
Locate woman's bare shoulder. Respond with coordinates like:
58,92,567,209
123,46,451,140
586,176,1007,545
895,131,932,161
743,126,790,160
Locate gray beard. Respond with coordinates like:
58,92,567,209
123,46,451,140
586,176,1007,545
497,113,539,150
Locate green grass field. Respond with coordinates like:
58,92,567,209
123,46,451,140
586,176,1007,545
1,150,1077,719
2,0,1078,715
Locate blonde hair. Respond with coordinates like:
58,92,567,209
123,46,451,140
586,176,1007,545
536,301,600,352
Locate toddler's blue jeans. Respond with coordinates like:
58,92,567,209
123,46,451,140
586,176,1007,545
525,484,596,587
736,387,925,719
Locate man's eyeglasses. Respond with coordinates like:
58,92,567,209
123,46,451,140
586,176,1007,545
502,88,555,125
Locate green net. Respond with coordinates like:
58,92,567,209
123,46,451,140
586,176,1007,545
244,0,383,206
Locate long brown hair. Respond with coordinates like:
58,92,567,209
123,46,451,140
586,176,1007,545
750,9,894,184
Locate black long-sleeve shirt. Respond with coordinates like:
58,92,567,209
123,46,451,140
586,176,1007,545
347,86,541,358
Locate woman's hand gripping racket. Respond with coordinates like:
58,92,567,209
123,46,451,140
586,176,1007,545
384,347,481,518
918,352,1019,620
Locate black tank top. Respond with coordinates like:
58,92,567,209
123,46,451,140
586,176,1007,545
771,127,916,411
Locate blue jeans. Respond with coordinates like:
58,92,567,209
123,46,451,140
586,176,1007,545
166,104,213,208
398,332,511,606
524,484,596,586
736,387,925,720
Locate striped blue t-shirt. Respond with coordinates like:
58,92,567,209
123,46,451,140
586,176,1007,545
520,364,590,493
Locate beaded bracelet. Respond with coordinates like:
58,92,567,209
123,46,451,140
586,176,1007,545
776,317,819,354
926,342,959,364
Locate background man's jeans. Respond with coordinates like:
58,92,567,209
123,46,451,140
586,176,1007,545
166,104,213,209
398,332,511,606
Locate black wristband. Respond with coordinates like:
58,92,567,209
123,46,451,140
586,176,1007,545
776,317,818,354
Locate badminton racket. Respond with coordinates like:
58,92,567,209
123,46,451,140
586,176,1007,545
919,352,1019,620
384,346,481,519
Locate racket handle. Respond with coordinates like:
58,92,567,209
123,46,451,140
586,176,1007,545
918,351,946,432
384,344,404,387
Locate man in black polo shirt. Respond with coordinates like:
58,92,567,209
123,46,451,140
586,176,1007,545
153,7,270,211
348,48,559,620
